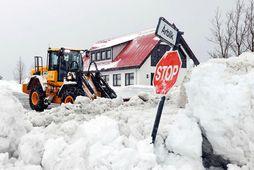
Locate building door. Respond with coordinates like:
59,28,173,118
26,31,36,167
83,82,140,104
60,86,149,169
151,73,154,85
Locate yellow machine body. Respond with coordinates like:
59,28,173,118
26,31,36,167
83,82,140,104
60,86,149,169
22,47,83,99
22,47,117,111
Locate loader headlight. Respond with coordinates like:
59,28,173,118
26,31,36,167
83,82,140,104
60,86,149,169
66,72,76,81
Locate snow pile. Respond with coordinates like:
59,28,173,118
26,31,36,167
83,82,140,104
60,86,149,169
26,97,124,127
39,116,156,170
20,96,204,170
186,52,254,168
0,80,22,93
0,81,33,169
0,74,204,169
2,52,254,169
0,82,27,155
165,112,202,159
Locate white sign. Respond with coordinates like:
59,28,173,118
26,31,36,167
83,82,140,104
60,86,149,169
155,17,178,46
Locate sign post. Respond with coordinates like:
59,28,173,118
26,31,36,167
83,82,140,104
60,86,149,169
151,17,182,144
151,95,166,144
151,51,182,144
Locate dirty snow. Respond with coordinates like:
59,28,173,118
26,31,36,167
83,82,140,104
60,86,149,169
0,52,254,169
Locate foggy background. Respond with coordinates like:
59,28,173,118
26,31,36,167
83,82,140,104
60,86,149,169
0,0,237,80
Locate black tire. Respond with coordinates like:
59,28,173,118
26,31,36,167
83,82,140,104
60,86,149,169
29,86,47,112
61,86,86,104
43,103,49,109
61,88,77,104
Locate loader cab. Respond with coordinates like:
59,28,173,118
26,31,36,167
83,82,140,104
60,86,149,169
47,48,84,82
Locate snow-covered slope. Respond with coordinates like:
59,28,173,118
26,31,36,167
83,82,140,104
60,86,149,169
0,52,254,170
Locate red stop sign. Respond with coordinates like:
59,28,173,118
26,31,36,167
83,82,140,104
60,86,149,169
153,51,182,95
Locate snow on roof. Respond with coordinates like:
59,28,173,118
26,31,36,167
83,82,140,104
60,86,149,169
111,31,159,69
86,60,121,72
90,29,155,51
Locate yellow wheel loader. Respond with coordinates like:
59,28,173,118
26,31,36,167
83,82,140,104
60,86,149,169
22,47,117,111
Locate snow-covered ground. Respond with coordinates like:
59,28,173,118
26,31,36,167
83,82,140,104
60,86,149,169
0,52,254,170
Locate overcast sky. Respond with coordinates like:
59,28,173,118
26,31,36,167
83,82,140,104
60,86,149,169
0,0,238,80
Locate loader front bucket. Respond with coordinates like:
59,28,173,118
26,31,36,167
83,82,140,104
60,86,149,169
81,61,117,99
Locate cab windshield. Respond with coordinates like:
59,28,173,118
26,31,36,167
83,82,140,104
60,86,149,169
63,50,83,70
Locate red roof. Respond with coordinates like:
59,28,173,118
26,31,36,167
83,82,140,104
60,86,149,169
84,30,160,70
112,32,159,69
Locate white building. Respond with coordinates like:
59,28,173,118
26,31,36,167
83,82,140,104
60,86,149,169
83,29,199,87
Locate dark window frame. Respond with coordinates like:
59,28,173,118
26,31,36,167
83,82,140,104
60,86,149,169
96,52,101,61
113,74,121,86
101,51,106,60
91,48,112,61
91,53,96,61
106,50,112,60
48,51,59,71
125,73,134,86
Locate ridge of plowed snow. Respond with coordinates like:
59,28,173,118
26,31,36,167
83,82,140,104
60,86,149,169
1,52,254,169
18,87,204,170
186,52,254,169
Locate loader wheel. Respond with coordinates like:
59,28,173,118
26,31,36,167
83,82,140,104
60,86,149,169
64,95,74,104
62,90,76,104
29,86,47,112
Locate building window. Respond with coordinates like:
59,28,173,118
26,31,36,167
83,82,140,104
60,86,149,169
101,75,109,83
91,49,112,61
91,53,96,61
125,73,134,86
96,52,101,60
106,50,111,59
102,51,106,60
113,74,121,86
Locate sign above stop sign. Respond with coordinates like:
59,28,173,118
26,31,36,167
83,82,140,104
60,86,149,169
153,51,182,95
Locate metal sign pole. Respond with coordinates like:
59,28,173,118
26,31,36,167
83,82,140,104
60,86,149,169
151,17,182,144
151,96,166,144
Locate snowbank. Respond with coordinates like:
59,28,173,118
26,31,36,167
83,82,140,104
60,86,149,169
0,80,22,93
2,52,254,169
0,81,32,169
17,89,204,170
39,116,156,170
0,82,27,154
26,97,124,127
186,52,254,168
165,112,202,159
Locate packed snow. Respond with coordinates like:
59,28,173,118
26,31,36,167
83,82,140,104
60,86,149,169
0,52,254,169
